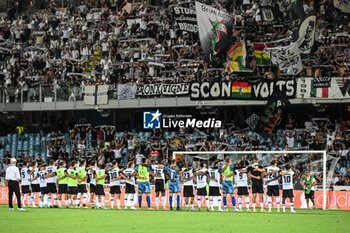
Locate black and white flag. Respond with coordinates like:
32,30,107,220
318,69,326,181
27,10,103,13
292,10,316,57
245,113,260,130
196,2,233,67
172,6,198,33
278,0,305,29
265,42,302,75
260,6,276,25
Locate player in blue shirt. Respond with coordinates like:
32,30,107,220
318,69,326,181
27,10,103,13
219,157,238,211
165,160,184,211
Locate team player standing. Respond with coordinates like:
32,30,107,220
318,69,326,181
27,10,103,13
17,156,315,212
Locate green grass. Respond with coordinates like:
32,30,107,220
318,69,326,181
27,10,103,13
0,205,349,233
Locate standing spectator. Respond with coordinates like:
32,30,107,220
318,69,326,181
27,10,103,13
135,150,144,166
15,125,25,141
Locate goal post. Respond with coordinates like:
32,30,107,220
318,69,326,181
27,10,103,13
173,150,327,210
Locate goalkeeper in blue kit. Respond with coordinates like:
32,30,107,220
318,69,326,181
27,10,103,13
165,160,184,211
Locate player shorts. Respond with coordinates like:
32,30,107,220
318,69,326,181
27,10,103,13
183,185,194,197
305,190,314,199
78,184,87,193
47,183,57,193
282,189,294,199
155,179,165,193
110,185,121,194
125,183,135,194
222,181,234,194
138,181,151,194
31,184,41,193
90,184,96,193
197,187,207,196
21,185,31,194
95,184,105,196
209,186,220,196
267,185,280,196
68,186,78,195
58,184,68,194
252,182,264,194
237,186,249,196
169,181,180,193
40,186,48,195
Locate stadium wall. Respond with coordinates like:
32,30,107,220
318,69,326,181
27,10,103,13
0,187,349,210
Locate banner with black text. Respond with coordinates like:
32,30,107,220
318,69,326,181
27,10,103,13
136,83,189,96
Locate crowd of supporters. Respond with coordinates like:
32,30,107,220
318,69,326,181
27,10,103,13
1,116,350,185
0,0,348,93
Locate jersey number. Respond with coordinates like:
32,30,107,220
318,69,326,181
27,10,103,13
111,172,118,180
269,173,277,179
283,176,291,183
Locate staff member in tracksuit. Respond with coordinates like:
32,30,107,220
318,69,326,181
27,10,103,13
6,158,25,211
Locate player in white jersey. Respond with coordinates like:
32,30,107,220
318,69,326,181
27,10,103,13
152,160,167,210
182,162,196,211
87,161,98,208
31,164,49,208
46,160,58,208
29,161,40,207
123,161,137,209
108,160,125,209
208,160,222,212
280,164,296,213
20,161,32,207
235,160,251,212
194,162,209,211
264,160,281,212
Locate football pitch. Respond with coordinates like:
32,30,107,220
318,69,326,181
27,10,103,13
1,205,349,233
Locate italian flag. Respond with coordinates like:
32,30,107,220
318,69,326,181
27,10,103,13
232,81,251,98
311,80,329,98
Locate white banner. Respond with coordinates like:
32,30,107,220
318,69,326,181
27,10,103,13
265,43,302,75
84,86,96,105
118,84,136,100
136,83,189,96
334,0,350,13
296,77,350,99
97,85,109,105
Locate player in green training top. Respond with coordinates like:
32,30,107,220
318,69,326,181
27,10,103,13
56,161,69,208
95,164,108,209
77,159,88,208
66,161,81,208
136,158,160,210
304,170,316,209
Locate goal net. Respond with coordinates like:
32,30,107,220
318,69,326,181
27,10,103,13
173,150,337,210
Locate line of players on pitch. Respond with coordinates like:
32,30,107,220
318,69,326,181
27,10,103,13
19,156,317,213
